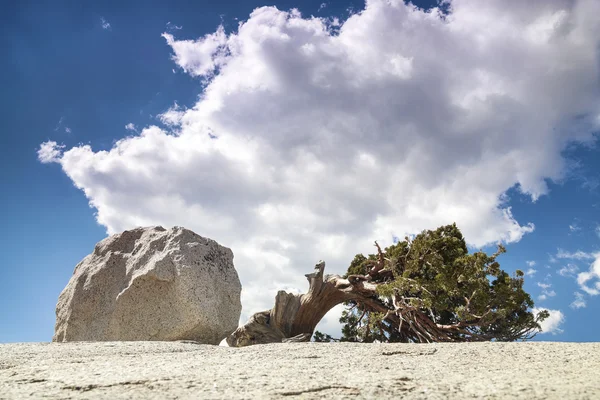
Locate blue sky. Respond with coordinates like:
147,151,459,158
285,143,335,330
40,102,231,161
1,0,599,343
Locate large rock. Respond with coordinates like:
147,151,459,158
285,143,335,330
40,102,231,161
53,226,242,344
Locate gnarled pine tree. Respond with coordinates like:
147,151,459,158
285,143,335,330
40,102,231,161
227,224,547,346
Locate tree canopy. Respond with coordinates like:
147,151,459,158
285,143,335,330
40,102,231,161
228,223,547,347
338,224,547,343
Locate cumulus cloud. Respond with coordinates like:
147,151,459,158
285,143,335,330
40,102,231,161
534,308,565,335
158,102,185,127
538,290,556,302
41,0,600,324
537,282,552,290
558,263,579,277
162,26,228,78
570,291,586,309
556,249,596,260
537,280,556,302
125,123,137,132
525,260,537,277
314,304,345,337
37,141,65,164
576,253,600,296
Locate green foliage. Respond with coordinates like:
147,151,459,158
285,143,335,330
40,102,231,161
339,310,360,342
312,331,337,342
344,254,369,278
340,223,545,342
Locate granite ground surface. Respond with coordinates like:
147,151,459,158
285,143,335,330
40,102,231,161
1,341,599,399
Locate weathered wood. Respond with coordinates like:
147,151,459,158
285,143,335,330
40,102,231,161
226,261,379,347
226,259,505,347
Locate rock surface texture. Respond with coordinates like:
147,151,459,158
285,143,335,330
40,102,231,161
53,226,241,344
1,342,599,399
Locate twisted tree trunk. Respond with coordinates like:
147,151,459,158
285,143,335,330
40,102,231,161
227,259,505,347
227,261,381,347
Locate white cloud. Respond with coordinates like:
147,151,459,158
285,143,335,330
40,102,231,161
125,123,137,132
100,17,111,30
537,282,552,290
41,0,600,325
166,22,183,31
569,223,581,232
525,268,537,277
319,3,327,11
536,281,556,302
576,253,600,296
533,308,565,335
37,141,65,164
162,26,228,78
54,116,65,131
570,292,586,309
55,116,71,134
558,263,579,277
556,249,596,260
158,102,185,127
526,260,536,267
314,304,344,338
596,225,600,239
